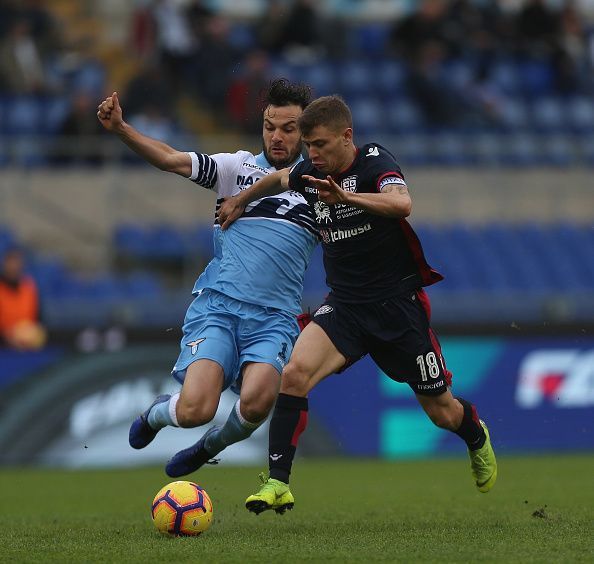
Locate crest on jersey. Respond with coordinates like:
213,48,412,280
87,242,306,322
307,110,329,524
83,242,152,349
314,201,332,223
187,338,206,355
341,175,358,192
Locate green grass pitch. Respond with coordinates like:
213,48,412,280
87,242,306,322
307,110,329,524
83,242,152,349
1,455,592,563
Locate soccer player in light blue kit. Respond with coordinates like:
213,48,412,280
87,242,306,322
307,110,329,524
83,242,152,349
97,79,317,477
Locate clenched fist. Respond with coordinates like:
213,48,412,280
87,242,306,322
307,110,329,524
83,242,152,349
97,91,124,132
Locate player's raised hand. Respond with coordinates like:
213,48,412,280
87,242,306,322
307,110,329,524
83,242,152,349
217,196,246,230
302,174,346,205
97,91,124,132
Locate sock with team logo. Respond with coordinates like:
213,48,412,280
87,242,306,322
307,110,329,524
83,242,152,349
454,396,486,450
204,400,263,456
268,393,309,484
147,393,179,430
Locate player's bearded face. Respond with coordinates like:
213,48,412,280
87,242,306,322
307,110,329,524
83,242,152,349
262,104,304,169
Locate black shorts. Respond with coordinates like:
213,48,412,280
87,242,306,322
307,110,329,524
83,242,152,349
311,289,453,396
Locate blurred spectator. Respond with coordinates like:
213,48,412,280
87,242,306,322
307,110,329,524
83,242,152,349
152,0,196,90
515,0,559,58
129,0,157,60
128,104,177,145
278,0,323,63
55,91,105,164
192,15,239,112
124,62,175,119
0,247,46,350
227,50,271,133
256,0,288,53
390,0,451,61
0,19,46,93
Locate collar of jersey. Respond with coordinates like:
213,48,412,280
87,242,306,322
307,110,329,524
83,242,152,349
255,152,303,170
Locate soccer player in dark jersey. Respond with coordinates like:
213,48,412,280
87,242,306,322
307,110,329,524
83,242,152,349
218,95,497,514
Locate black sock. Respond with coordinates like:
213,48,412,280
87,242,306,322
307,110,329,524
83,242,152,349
454,397,486,451
268,393,309,484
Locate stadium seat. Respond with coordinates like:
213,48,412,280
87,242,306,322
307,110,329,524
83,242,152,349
489,61,522,96
531,98,566,133
498,99,530,131
566,96,594,134
338,60,375,97
386,98,424,133
348,97,383,136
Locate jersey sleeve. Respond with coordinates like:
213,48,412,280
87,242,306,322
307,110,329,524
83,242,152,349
287,160,310,194
187,151,245,195
369,148,407,193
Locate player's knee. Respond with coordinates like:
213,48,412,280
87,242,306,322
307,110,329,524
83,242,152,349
424,404,458,430
280,360,310,396
240,390,275,422
175,398,216,428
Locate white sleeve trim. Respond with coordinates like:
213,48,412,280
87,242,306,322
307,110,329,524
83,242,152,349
188,151,199,181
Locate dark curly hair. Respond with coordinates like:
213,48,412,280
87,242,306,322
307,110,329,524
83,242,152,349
262,78,312,111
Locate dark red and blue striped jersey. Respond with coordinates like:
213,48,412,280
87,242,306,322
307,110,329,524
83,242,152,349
288,143,443,302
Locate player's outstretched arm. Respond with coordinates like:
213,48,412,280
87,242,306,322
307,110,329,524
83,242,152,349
96,92,191,177
302,174,412,218
218,168,290,229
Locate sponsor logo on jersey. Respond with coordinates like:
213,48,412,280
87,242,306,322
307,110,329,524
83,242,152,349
320,222,372,243
366,146,380,157
243,162,269,173
305,186,318,194
379,176,406,190
314,305,333,316
236,174,261,187
515,349,594,408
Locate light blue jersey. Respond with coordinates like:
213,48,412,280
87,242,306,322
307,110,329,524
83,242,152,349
188,150,318,316
171,149,318,390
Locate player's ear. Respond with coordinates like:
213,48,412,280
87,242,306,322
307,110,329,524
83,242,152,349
343,128,353,145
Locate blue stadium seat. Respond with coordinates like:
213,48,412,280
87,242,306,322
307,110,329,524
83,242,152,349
148,225,186,260
541,135,576,167
375,61,406,97
386,98,424,133
499,99,530,131
41,97,71,134
489,61,522,96
301,63,336,96
348,97,383,136
186,224,214,258
337,60,375,96
531,97,566,132
498,133,540,166
123,272,161,298
4,97,43,134
114,224,149,257
566,96,594,134
518,59,554,98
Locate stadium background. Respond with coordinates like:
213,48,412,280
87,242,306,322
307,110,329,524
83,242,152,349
0,0,593,468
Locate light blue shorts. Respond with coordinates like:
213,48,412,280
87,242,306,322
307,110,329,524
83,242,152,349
172,289,299,394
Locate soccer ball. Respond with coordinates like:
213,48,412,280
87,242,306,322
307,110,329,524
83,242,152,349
151,481,213,536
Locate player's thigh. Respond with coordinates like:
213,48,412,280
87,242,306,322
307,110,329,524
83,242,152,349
237,306,298,379
239,362,281,418
172,290,239,390
178,359,225,416
369,293,451,396
283,321,347,394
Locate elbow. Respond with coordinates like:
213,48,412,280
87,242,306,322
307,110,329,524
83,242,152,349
403,199,412,217
395,196,412,218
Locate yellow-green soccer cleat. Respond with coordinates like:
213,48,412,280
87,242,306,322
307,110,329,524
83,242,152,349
245,472,295,515
469,420,498,493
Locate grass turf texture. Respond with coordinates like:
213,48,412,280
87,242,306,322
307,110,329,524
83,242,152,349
1,455,592,563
